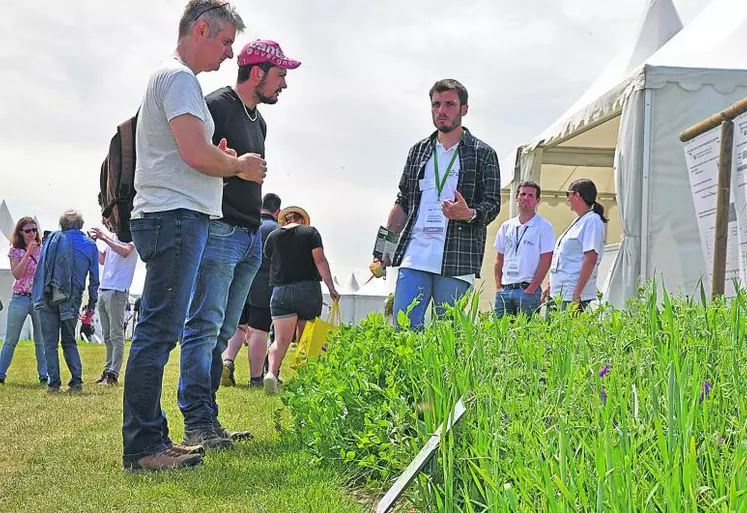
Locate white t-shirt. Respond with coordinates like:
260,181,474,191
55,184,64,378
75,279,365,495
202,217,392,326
400,140,474,285
99,239,138,292
132,57,221,218
549,211,605,301
494,214,555,285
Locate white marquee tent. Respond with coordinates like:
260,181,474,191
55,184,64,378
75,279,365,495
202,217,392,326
512,0,747,306
323,271,396,324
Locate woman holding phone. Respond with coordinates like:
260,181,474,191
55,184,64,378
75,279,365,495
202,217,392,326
0,217,47,384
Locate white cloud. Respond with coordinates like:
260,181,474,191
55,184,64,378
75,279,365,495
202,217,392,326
1,0,711,291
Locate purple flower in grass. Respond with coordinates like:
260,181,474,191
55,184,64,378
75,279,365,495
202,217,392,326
600,388,607,405
598,364,611,378
699,380,712,403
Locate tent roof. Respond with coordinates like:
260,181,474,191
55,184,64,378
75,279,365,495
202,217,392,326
647,0,747,70
523,0,683,153
0,235,10,270
521,0,747,155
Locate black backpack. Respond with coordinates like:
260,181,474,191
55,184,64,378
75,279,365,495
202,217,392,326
99,114,138,242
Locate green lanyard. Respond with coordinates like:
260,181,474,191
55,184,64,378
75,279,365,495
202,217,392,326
433,140,461,200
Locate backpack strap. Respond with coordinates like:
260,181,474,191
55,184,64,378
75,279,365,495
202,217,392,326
118,115,137,196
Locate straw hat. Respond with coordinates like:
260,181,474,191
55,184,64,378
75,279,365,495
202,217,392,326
278,206,310,226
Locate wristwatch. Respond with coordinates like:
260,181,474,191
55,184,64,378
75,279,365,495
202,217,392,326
466,209,477,223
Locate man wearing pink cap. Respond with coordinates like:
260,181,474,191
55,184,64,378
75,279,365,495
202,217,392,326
177,39,301,451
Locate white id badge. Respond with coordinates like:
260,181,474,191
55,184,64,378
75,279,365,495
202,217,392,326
549,252,560,273
423,204,447,236
419,178,436,191
505,257,520,276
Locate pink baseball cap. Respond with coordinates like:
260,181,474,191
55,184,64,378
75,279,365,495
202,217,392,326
237,40,301,69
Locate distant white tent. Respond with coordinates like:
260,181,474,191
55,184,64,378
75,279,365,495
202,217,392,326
323,271,396,324
512,0,747,306
346,273,361,293
0,200,14,242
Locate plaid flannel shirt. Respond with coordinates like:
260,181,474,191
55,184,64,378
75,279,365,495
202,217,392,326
393,127,501,277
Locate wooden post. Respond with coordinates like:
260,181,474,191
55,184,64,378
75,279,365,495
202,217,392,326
712,120,734,299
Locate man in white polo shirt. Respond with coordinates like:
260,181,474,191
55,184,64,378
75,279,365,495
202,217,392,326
90,222,138,385
493,180,554,318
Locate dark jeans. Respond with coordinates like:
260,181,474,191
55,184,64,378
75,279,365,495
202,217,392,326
122,209,209,461
39,300,83,389
179,219,262,430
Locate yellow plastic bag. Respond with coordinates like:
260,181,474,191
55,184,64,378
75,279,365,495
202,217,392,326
290,301,341,369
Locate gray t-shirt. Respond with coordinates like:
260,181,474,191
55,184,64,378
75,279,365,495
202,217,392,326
132,58,221,218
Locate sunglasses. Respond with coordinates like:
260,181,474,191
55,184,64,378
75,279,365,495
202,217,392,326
22,228,38,234
565,191,576,198
192,2,229,22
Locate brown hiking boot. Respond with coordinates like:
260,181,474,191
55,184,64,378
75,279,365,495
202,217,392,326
168,442,205,455
123,447,202,472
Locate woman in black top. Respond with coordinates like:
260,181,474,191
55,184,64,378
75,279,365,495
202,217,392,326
263,206,340,394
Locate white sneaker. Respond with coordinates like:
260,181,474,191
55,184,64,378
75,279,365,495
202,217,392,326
263,372,278,395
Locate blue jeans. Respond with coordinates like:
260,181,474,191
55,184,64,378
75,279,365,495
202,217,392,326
178,220,261,429
494,288,542,319
39,299,82,389
122,209,209,461
393,268,472,330
0,293,47,380
545,299,592,320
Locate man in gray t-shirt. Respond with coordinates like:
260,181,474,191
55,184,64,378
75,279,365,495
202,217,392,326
122,0,267,473
132,58,221,218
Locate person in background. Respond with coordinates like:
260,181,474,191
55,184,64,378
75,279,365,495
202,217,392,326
90,223,137,386
222,192,282,388
0,217,47,384
493,180,554,319
262,206,340,394
32,209,99,394
79,306,96,342
543,178,608,313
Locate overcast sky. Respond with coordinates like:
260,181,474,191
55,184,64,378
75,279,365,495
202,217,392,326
0,0,710,293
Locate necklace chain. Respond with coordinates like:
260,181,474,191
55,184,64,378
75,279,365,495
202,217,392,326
234,88,257,122
241,100,257,122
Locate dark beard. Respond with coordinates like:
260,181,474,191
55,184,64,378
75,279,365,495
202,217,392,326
257,92,278,105
435,116,461,133
256,75,278,105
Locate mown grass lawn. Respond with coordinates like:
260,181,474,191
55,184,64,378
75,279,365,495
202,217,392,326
0,341,367,513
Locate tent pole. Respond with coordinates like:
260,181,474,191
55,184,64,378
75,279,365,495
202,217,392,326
640,89,653,283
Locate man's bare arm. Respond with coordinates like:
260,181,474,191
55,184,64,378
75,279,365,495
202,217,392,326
387,204,407,234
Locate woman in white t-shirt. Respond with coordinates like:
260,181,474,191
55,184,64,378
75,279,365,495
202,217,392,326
543,179,608,312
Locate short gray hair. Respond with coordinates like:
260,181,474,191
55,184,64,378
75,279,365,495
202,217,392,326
178,0,245,39
59,209,84,231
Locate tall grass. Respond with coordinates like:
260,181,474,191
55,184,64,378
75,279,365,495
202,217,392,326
285,286,747,511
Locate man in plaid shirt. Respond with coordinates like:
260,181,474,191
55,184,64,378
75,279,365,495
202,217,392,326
378,79,500,330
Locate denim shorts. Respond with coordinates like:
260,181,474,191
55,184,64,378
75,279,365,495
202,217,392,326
270,281,322,321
